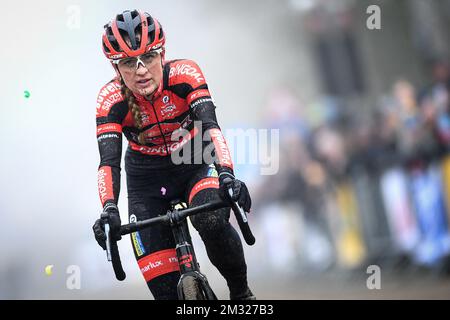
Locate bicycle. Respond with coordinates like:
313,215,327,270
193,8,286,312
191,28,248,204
103,178,256,300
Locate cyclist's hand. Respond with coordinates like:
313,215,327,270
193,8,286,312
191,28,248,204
92,204,122,250
219,172,252,213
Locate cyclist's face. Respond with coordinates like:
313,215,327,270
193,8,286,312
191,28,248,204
118,52,163,97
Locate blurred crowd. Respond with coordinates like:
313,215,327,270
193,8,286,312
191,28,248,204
253,59,450,276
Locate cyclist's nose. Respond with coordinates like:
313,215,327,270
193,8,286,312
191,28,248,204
136,63,148,75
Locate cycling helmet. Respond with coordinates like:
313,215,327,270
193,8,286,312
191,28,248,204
102,10,165,60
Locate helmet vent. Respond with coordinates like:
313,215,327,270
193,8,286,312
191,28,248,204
130,10,139,19
106,26,121,52
116,13,125,22
102,42,110,53
147,16,155,43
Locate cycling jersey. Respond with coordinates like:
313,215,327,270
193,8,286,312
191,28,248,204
96,59,234,208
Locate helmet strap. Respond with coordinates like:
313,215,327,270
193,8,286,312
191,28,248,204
160,49,166,67
111,62,122,80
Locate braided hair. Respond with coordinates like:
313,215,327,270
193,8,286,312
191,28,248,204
120,78,146,144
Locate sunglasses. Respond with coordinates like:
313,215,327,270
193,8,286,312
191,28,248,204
111,48,163,71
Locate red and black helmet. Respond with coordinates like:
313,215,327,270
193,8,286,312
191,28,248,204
102,10,165,60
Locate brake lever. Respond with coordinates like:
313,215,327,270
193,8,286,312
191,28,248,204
228,188,248,223
105,222,112,261
224,178,255,245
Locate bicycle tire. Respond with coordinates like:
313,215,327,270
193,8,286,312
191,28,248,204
181,276,206,300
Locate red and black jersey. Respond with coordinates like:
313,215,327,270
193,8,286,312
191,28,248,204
96,59,234,207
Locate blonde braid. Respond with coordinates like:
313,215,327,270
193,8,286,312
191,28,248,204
120,79,146,144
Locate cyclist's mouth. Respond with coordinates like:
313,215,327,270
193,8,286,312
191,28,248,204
136,79,151,88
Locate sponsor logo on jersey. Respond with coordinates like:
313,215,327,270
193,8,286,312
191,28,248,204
169,63,204,83
97,167,113,204
161,104,177,117
207,166,218,178
142,122,181,145
97,123,122,135
97,133,120,142
129,214,146,257
193,179,219,190
162,95,169,104
188,89,210,101
97,170,107,201
140,111,150,125
141,260,163,272
209,129,233,168
132,125,197,155
190,97,213,109
96,83,123,113
137,249,180,282
188,177,219,203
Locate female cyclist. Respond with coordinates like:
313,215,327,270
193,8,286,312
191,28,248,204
92,9,255,300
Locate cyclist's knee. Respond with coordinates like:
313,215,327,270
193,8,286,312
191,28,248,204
190,189,230,236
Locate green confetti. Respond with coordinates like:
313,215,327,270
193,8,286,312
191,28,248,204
24,90,30,98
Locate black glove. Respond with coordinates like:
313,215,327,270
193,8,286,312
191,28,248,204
92,203,122,250
219,172,252,213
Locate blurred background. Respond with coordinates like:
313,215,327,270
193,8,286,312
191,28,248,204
1,0,450,299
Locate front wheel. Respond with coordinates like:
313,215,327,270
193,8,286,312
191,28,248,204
180,275,206,300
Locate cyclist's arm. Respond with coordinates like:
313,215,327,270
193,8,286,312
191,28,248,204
179,61,234,176
96,83,125,210
189,93,234,176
